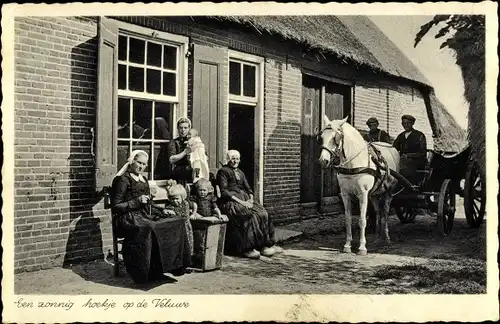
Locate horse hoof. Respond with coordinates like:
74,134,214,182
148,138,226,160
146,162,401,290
385,239,392,245
357,249,368,256
343,247,352,253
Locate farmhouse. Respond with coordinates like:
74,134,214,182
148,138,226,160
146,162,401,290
13,15,465,272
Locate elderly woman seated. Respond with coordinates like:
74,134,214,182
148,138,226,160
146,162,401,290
110,150,191,283
216,150,284,259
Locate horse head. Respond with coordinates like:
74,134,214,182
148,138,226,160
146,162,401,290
318,115,348,168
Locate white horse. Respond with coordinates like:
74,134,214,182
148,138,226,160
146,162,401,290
318,116,401,255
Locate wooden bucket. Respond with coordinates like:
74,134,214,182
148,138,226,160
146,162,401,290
191,217,227,271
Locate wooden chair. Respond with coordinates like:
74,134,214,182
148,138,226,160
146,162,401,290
103,188,123,277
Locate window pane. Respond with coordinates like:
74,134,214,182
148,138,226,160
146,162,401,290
153,143,170,180
118,35,127,61
163,45,177,70
243,64,256,97
128,66,145,92
147,42,162,67
131,143,151,180
229,61,241,95
146,69,161,94
118,64,127,90
117,141,130,173
162,72,176,96
132,100,153,139
154,102,173,140
118,98,131,139
129,37,145,64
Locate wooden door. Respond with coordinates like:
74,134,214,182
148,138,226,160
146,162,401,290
193,44,226,173
322,84,345,198
300,77,322,203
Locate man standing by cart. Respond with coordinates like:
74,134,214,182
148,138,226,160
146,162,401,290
393,115,428,185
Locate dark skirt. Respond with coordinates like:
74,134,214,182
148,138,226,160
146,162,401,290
171,164,193,183
219,189,275,255
119,213,191,283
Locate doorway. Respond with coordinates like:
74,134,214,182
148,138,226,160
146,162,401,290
228,103,256,189
300,74,352,209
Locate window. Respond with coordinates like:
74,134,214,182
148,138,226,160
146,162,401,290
116,27,187,181
229,59,257,104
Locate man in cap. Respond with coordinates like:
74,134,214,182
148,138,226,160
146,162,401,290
393,115,427,185
363,117,391,143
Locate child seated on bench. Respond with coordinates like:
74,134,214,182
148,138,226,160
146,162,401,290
189,179,227,221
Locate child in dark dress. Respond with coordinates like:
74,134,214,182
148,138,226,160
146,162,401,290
164,184,196,257
190,179,226,220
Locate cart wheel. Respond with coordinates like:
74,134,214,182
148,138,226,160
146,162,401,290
464,160,486,228
437,179,456,236
395,207,416,224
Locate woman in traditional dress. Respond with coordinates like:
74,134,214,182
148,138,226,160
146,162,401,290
167,117,193,184
110,150,191,283
216,150,283,259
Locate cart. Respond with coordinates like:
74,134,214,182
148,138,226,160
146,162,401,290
391,144,486,236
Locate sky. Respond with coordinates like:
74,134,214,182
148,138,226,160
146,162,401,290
369,16,469,130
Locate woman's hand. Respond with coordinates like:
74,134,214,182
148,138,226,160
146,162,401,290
138,195,150,204
217,213,228,222
189,213,198,220
184,146,191,154
242,200,253,209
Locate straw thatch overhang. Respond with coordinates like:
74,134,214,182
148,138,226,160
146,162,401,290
427,91,468,152
203,15,431,87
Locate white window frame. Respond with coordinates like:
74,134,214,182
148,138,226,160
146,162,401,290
115,21,189,185
228,56,259,105
228,50,265,203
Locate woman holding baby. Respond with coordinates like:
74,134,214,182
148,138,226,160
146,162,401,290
110,150,192,283
168,117,210,184
167,117,194,184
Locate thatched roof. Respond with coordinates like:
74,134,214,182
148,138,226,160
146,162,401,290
457,31,485,170
207,15,431,86
336,16,431,86
427,91,468,152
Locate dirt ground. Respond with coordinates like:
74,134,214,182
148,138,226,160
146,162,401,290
15,199,486,294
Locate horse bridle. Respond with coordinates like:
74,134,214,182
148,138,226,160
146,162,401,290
319,125,344,163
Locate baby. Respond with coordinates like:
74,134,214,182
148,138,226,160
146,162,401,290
189,179,226,220
187,128,210,183
163,183,195,257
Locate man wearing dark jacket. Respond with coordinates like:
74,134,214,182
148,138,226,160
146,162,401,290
363,117,391,143
393,115,427,185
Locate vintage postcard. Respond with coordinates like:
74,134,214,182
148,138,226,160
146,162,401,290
2,2,499,323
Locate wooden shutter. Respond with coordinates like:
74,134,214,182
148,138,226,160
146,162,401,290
95,17,119,192
192,44,226,173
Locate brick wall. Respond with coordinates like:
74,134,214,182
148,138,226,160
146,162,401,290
354,80,434,148
13,16,112,273
262,52,303,223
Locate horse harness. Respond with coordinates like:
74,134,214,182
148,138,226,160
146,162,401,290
320,127,390,195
